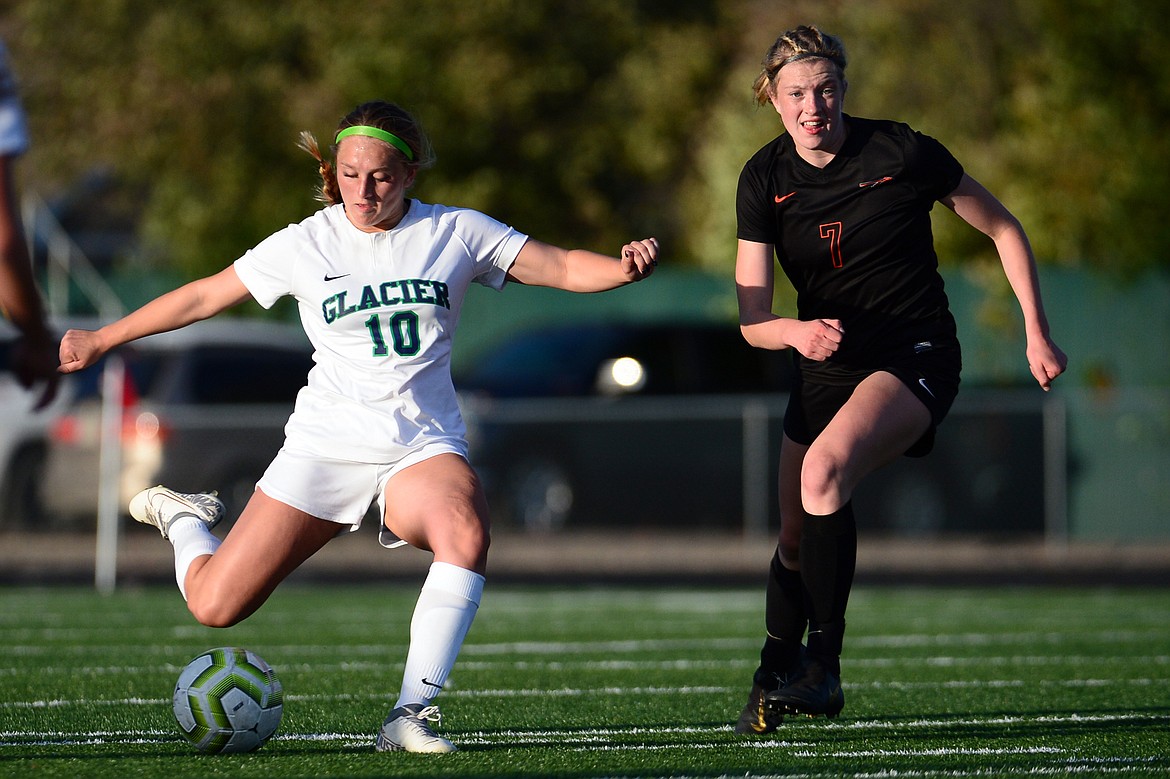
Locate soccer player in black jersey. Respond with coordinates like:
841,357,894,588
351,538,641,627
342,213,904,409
733,25,1067,733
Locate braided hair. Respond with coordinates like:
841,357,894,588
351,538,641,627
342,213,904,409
753,25,847,106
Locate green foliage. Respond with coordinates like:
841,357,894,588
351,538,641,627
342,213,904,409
3,0,1167,278
5,0,735,277
1003,0,1170,275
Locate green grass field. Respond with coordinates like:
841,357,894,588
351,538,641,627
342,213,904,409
1,583,1168,777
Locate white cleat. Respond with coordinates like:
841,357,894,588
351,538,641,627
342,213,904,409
128,486,225,540
375,704,457,753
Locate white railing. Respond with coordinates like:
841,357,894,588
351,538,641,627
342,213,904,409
22,192,125,591
460,388,1073,540
22,192,124,320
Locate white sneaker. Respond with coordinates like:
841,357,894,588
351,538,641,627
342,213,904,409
375,704,456,753
128,486,225,540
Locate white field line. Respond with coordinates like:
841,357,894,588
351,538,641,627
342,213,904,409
1,713,1164,755
649,762,1167,779
3,677,1168,712
2,653,1166,677
2,627,1169,656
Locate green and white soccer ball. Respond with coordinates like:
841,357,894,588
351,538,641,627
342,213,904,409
172,646,283,754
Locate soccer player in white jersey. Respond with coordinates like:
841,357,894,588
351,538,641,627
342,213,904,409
58,100,659,754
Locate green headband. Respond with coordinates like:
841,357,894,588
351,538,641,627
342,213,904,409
334,125,415,161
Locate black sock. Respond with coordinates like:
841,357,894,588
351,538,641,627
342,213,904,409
799,502,856,674
759,547,806,676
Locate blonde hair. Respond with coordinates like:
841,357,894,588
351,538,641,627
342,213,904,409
753,25,848,106
298,101,436,205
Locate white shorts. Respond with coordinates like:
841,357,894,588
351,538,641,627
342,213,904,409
255,439,467,545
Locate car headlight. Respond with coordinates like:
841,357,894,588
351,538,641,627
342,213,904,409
596,356,646,395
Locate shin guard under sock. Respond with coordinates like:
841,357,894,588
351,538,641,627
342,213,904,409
799,502,856,673
395,562,484,709
760,547,807,675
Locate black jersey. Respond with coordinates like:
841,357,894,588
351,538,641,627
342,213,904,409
737,116,964,384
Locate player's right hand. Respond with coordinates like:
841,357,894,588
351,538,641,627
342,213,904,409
619,237,659,281
58,329,106,374
793,318,844,362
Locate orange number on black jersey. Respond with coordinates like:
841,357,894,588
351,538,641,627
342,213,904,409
820,222,844,268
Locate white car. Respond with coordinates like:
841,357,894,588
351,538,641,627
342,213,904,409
39,318,314,527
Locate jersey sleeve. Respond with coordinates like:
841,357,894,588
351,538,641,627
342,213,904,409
736,154,778,245
908,128,965,201
233,225,299,310
454,209,529,291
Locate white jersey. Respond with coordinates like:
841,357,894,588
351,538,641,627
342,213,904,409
234,201,528,462
0,41,29,157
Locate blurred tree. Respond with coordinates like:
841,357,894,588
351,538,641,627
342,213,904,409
680,0,1170,277
1001,0,1170,276
6,1,325,277
3,0,1167,285
5,0,734,279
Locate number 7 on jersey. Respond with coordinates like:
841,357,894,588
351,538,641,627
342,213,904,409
820,222,844,268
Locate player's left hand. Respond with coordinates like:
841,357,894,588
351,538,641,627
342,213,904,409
620,237,659,281
11,332,61,410
1026,335,1067,391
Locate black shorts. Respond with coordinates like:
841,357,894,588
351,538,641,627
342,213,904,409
783,345,960,458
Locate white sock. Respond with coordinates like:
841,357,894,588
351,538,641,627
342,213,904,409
168,516,222,601
394,562,484,709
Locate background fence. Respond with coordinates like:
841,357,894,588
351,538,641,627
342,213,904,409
459,386,1167,542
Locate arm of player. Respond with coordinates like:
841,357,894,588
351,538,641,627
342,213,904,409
0,154,59,408
735,239,843,361
506,237,658,292
941,174,1067,390
59,266,254,374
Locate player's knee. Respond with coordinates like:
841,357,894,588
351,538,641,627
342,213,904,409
800,450,846,514
187,602,242,629
452,510,491,556
778,538,801,568
186,586,248,629
387,498,490,569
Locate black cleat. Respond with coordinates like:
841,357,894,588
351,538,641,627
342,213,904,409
765,659,844,719
735,668,793,734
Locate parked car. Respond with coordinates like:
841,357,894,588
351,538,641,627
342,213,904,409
454,320,797,532
455,320,1048,537
0,319,74,528
39,319,314,527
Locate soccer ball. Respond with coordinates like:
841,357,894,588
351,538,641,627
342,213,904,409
172,646,283,754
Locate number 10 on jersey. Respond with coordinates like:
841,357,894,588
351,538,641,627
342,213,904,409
364,311,422,357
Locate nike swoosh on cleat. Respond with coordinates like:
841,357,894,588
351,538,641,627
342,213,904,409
324,273,350,281
774,191,797,204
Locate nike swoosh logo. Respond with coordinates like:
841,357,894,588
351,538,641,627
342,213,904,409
858,176,894,188
421,678,444,690
774,191,796,204
324,273,350,282
918,378,936,398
